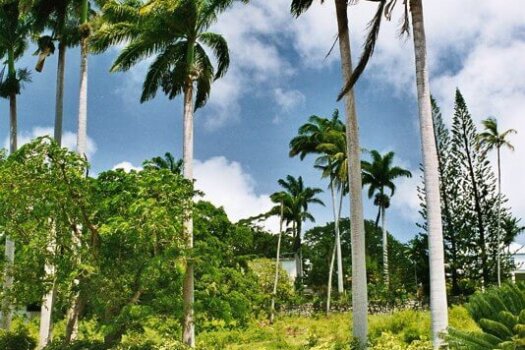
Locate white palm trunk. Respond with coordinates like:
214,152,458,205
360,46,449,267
410,0,448,347
496,147,502,286
77,38,88,157
40,45,66,343
334,0,368,346
326,243,337,314
38,226,57,349
382,207,389,287
330,182,344,294
2,87,18,330
182,82,195,347
270,203,284,324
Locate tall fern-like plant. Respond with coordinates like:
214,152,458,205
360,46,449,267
448,283,525,349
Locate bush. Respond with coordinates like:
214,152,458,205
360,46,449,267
0,329,37,350
373,333,432,350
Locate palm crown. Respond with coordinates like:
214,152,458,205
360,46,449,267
478,117,517,152
93,0,245,109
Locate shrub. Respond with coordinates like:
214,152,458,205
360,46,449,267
448,283,525,349
0,328,37,350
373,333,432,350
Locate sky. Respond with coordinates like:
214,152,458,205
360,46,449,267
1,0,525,244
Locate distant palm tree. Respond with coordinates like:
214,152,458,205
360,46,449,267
0,0,31,331
478,117,517,286
269,175,324,282
92,0,245,345
290,111,346,295
143,152,184,174
362,150,411,287
290,0,369,344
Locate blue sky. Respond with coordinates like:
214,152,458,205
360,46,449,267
2,0,525,244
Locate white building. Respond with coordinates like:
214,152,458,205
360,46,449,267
510,243,525,282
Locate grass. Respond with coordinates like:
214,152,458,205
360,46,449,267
197,306,479,349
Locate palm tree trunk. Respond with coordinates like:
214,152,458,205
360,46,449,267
375,206,381,227
334,0,368,346
54,41,66,145
330,181,344,294
496,146,502,286
270,203,284,324
39,41,66,348
182,81,195,348
410,0,448,347
38,224,57,349
77,37,88,158
382,206,389,287
326,243,336,314
2,49,17,331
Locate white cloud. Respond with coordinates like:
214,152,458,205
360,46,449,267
272,88,306,124
390,168,422,223
112,161,142,172
194,156,279,232
4,126,97,159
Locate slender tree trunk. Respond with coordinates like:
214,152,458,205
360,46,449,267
374,206,381,227
39,44,66,348
77,37,88,158
334,0,368,346
382,206,389,287
496,146,502,286
2,49,17,331
182,81,195,347
54,42,66,145
270,203,284,324
410,0,448,347
38,224,57,349
330,182,344,294
326,243,336,314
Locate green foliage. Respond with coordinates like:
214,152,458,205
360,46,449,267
372,333,432,350
448,283,525,349
43,340,108,350
0,328,37,350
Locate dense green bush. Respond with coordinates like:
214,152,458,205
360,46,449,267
448,283,525,349
0,329,37,350
43,340,108,350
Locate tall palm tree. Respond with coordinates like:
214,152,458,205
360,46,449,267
269,175,324,282
361,150,411,287
32,0,82,146
0,0,30,331
92,0,245,345
290,111,346,295
290,1,369,345
76,0,90,158
338,0,449,346
478,117,517,287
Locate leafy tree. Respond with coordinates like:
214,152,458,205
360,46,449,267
478,117,517,286
362,150,411,287
92,1,247,344
143,152,183,174
0,0,32,329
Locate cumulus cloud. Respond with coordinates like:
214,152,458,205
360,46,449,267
194,156,279,232
272,88,306,124
3,126,97,159
112,161,142,172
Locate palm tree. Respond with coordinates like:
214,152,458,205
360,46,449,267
0,0,30,331
269,175,324,282
32,0,82,146
143,152,183,174
290,0,369,344
337,0,449,345
290,111,346,295
76,0,90,158
92,0,245,345
361,150,411,287
478,117,517,287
